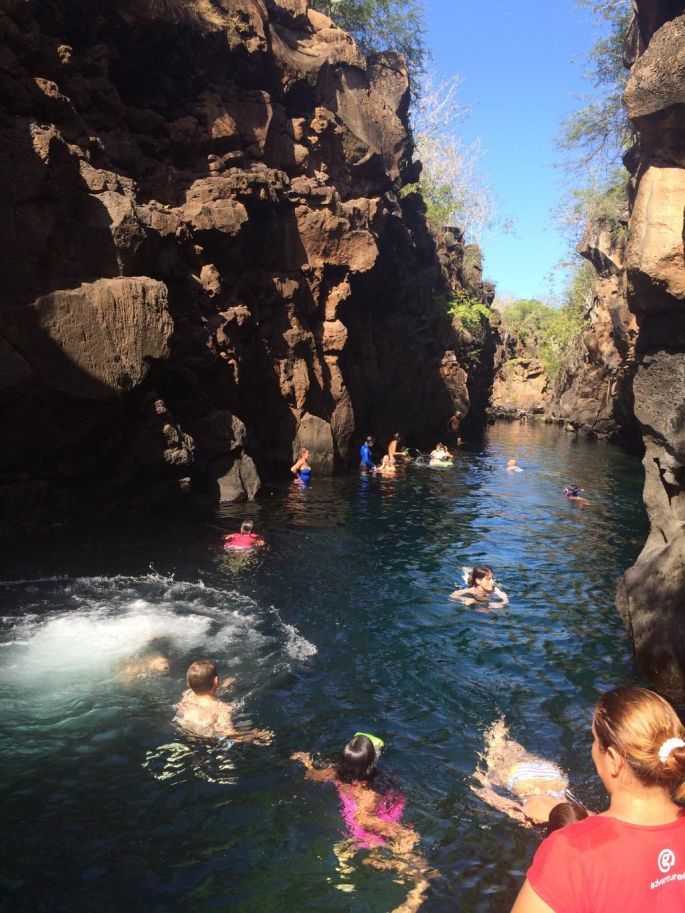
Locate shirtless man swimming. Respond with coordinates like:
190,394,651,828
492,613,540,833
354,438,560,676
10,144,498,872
175,659,273,744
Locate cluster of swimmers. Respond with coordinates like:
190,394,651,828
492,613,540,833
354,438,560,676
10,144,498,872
213,425,680,913
289,433,461,485
130,644,685,913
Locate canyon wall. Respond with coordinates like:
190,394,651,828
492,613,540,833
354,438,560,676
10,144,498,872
0,0,491,528
618,0,685,696
549,219,639,446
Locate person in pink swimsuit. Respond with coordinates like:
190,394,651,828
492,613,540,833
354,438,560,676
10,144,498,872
292,733,434,912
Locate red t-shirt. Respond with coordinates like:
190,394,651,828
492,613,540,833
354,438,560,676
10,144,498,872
528,815,685,912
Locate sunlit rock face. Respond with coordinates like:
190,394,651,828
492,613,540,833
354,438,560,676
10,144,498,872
549,219,639,443
0,0,488,524
619,0,685,697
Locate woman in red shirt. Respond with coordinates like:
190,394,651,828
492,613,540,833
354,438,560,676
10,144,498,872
511,686,685,913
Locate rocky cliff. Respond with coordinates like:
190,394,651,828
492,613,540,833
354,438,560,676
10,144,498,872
0,0,490,527
549,218,639,445
618,0,685,696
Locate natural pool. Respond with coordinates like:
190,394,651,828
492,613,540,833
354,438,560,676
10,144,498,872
0,422,649,913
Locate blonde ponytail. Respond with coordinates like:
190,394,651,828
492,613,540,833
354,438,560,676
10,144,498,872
594,687,685,799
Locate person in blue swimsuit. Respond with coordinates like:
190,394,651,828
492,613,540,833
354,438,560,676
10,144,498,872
360,436,376,473
291,447,312,483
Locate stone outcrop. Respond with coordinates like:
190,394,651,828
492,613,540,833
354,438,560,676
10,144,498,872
491,355,551,416
0,0,490,526
618,0,685,697
549,218,639,444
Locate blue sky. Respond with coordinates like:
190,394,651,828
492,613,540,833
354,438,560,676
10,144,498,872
422,0,605,301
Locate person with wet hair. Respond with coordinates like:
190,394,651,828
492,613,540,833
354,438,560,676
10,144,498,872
292,733,434,912
174,659,272,744
472,718,582,828
450,566,509,608
511,686,685,913
545,801,587,837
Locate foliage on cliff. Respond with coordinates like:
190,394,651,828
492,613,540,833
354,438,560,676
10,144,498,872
403,75,496,242
559,0,634,175
310,0,427,85
499,266,592,384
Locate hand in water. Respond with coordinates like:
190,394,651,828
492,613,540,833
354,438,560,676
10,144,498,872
217,676,236,693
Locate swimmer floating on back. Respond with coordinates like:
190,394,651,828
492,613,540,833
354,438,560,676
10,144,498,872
450,566,509,609
471,718,589,831
292,733,434,913
291,448,312,484
223,520,266,550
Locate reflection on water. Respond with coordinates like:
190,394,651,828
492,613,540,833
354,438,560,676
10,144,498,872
0,423,648,912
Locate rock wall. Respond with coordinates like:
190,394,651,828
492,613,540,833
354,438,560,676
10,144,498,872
549,218,639,445
0,0,489,526
618,0,685,697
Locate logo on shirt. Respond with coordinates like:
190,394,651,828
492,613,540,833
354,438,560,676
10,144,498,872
658,849,676,874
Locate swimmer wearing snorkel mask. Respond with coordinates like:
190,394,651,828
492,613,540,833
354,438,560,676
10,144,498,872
292,732,435,912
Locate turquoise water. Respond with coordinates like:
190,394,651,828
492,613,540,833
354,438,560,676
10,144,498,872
0,422,648,912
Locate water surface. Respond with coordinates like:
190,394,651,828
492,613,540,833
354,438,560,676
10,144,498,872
0,422,648,912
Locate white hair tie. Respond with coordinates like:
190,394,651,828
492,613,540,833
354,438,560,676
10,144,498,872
659,738,685,763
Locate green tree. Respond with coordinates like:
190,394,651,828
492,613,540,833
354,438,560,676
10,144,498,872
310,0,428,89
559,0,634,177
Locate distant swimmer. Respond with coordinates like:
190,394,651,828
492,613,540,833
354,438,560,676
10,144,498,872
450,566,508,609
518,410,527,424
377,455,396,475
507,458,523,472
292,733,434,912
388,432,409,464
223,520,266,550
175,659,273,743
291,447,312,484
564,485,590,504
429,443,453,466
471,718,589,830
360,436,376,473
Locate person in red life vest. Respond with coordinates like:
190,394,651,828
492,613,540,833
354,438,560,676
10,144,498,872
222,520,266,551
511,686,685,913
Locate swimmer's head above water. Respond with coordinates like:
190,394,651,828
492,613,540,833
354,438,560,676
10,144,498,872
240,520,254,534
338,733,384,783
469,566,495,590
187,658,219,695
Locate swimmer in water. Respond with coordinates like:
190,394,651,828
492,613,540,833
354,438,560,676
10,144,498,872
291,448,312,484
450,566,509,608
377,455,396,475
223,520,266,550
175,659,273,743
507,458,523,472
430,443,452,462
564,485,590,504
120,653,170,681
388,433,409,464
292,733,434,912
471,718,590,830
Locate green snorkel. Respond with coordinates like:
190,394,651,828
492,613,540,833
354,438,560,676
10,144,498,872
354,731,384,760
